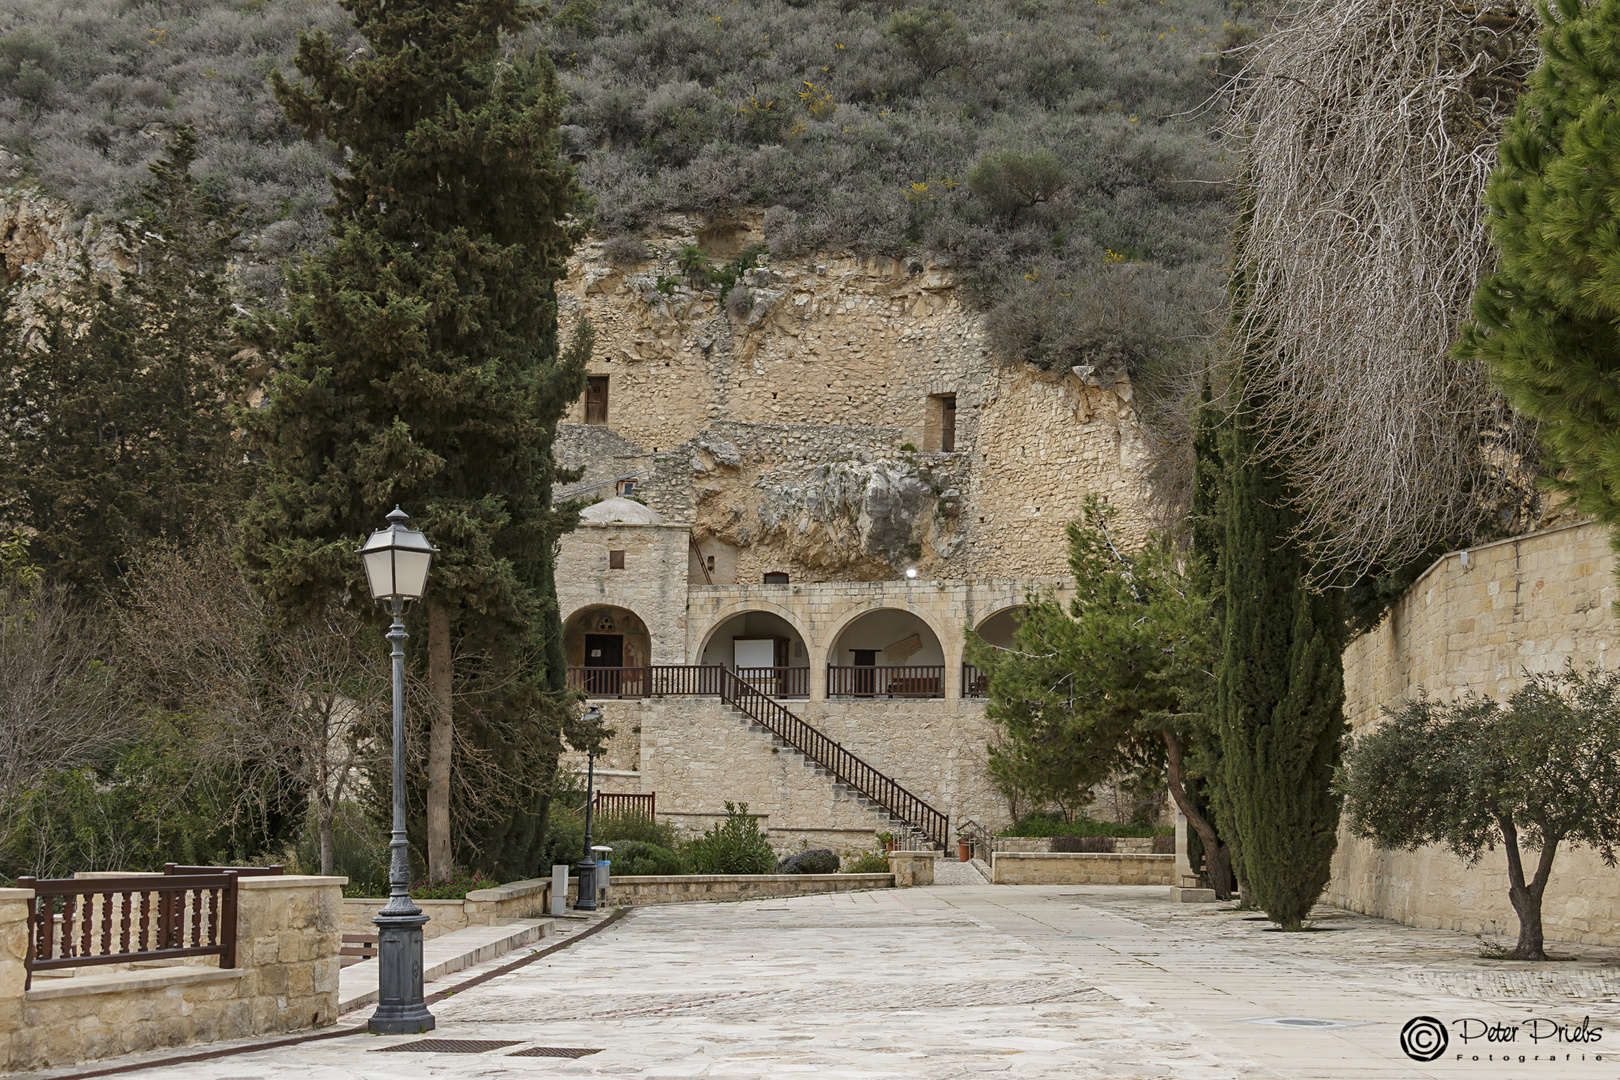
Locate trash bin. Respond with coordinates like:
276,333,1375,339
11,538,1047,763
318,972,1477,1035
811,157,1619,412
592,845,612,898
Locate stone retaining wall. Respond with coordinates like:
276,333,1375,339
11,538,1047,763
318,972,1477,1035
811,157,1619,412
0,875,343,1072
1330,520,1620,945
989,852,1174,886
994,837,1165,855
564,873,894,907
341,877,553,940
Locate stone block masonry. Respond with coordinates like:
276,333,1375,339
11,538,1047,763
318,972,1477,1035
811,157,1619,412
0,875,344,1072
1331,520,1620,945
990,852,1175,886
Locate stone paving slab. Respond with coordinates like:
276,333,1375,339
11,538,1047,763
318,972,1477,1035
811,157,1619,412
49,885,1620,1079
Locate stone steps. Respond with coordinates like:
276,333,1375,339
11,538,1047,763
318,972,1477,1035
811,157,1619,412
724,705,937,849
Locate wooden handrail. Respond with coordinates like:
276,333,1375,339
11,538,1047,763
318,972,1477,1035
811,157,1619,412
718,670,949,849
827,665,946,698
16,872,239,990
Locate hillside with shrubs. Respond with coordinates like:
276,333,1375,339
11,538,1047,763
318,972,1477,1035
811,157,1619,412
0,0,1247,382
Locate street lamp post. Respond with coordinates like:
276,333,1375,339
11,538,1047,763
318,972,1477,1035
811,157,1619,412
574,705,604,912
358,506,439,1035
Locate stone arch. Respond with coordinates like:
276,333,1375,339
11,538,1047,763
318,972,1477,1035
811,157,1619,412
563,604,652,669
973,604,1029,651
696,606,814,698
693,599,816,665
826,605,953,698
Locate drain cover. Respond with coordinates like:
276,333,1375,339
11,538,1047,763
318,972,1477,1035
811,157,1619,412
374,1039,522,1053
1240,1016,1367,1030
509,1047,604,1058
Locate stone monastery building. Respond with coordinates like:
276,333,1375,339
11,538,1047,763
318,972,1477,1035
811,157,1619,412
552,216,1149,850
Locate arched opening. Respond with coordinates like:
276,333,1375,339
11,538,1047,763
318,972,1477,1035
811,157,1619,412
699,611,810,697
966,606,1028,697
565,605,651,697
829,608,945,698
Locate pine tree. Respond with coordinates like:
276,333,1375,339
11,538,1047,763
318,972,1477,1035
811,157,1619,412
1458,0,1620,541
1215,371,1347,928
243,0,592,879
0,127,244,592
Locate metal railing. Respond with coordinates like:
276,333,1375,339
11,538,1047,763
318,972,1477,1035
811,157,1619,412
734,666,809,697
961,663,989,698
720,670,948,849
827,665,946,698
17,872,239,989
594,792,656,819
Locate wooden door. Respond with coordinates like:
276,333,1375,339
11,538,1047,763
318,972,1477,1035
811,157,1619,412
585,376,609,425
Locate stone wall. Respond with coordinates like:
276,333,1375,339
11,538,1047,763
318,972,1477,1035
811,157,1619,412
1329,520,1620,945
0,875,343,1072
340,877,554,940
990,852,1175,885
554,219,1150,581
561,873,894,907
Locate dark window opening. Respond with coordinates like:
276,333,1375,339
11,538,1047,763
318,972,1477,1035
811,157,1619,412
763,571,790,584
585,376,609,425
941,394,957,452
616,478,637,497
705,555,715,574
609,549,626,569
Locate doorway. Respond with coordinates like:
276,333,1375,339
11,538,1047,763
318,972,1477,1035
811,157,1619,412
584,633,624,695
852,649,877,695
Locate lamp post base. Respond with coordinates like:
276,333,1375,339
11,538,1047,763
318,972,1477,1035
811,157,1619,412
574,858,598,911
368,910,436,1034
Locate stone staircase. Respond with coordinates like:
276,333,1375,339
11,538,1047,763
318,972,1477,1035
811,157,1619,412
716,673,947,850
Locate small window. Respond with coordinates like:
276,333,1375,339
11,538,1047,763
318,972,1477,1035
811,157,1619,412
615,478,637,497
705,555,715,574
763,571,789,584
926,393,958,452
585,376,609,425
609,549,626,569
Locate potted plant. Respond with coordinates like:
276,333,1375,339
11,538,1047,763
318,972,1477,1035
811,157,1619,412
876,830,897,853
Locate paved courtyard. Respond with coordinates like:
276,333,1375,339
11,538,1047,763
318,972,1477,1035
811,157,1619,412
42,884,1620,1079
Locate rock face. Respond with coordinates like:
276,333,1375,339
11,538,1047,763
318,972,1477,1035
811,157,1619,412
557,212,1151,583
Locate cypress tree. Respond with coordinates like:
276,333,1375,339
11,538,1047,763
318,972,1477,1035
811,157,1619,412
1215,371,1347,928
1457,0,1620,546
242,0,591,879
0,127,244,592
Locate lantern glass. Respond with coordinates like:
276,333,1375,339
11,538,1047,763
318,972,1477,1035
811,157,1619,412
359,509,438,602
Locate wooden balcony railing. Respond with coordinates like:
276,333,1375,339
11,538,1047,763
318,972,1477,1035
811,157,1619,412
962,663,989,698
826,665,946,698
594,792,656,819
567,665,729,697
17,872,239,989
733,666,810,697
719,670,948,848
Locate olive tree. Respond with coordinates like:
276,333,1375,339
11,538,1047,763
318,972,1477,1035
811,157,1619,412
1340,666,1620,960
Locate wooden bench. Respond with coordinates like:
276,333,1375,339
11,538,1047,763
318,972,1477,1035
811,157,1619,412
340,933,378,967
885,676,942,697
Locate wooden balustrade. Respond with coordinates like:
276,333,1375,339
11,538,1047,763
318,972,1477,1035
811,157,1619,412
733,666,810,697
593,792,656,819
16,872,239,990
826,665,946,698
961,663,989,698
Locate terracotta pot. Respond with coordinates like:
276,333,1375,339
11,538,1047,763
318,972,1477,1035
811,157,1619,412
957,841,971,863
883,841,897,853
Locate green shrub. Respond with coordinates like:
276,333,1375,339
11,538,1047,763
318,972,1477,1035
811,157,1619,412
843,849,890,873
593,809,682,850
682,801,776,874
1000,813,1170,838
342,871,499,900
605,839,686,876
965,149,1068,224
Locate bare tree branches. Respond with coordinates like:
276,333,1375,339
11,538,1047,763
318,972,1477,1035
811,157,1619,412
118,535,388,875
1224,0,1544,577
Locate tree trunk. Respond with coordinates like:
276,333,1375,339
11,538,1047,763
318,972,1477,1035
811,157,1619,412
1162,730,1234,900
1499,814,1559,961
319,813,334,877
427,601,454,881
